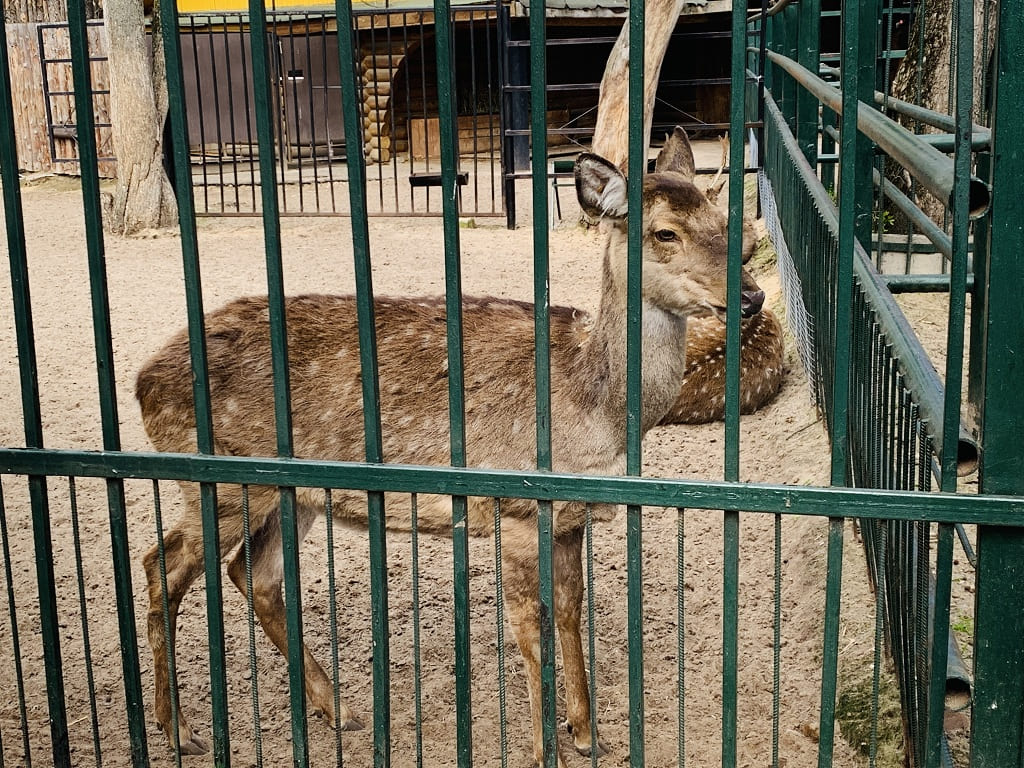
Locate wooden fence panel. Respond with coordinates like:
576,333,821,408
5,22,115,177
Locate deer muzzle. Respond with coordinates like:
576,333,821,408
741,289,765,317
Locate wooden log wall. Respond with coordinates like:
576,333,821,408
5,22,116,177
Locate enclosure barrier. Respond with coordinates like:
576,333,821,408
757,0,1024,766
3,3,1024,768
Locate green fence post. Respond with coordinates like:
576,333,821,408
854,0,879,250
64,6,150,764
626,4,646,768
781,5,799,131
432,2,475,765
0,18,70,768
971,5,1024,768
795,0,820,166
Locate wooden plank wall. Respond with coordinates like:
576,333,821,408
6,22,116,177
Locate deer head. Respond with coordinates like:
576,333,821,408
575,126,765,324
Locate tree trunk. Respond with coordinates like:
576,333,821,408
591,1,685,171
102,0,177,235
887,0,996,223
4,0,102,23
5,0,64,23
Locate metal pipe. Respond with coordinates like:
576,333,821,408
820,63,992,142
748,0,794,24
765,50,991,218
882,274,976,293
871,167,953,263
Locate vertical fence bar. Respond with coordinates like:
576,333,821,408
818,2,864,764
67,478,102,767
432,2,473,765
971,3,1024,766
926,0,973,763
526,0,557,763
854,0,878,250
0,20,64,768
494,499,509,768
333,3,390,765
246,3,309,764
795,0,819,166
0,480,32,767
625,4,646,767
722,1,747,765
158,3,234,762
240,487,265,768
64,7,149,764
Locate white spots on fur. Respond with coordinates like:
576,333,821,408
225,399,239,413
336,348,348,359
307,361,320,376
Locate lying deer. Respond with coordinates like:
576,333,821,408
136,127,765,766
662,307,783,424
659,136,784,425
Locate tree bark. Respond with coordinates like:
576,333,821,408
102,0,177,235
887,0,996,223
591,1,685,171
4,0,101,23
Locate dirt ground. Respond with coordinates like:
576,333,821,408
0,161,898,768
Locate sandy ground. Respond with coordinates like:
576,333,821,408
0,164,889,768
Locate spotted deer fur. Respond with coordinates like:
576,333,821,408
136,127,764,766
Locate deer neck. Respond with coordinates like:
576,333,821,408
574,237,690,440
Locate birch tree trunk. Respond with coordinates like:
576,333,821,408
102,0,177,234
591,0,685,171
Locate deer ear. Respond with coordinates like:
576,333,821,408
575,153,629,220
655,126,696,180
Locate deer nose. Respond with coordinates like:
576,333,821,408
741,290,765,317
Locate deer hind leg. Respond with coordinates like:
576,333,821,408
143,482,244,756
500,517,570,768
224,492,364,733
553,526,607,758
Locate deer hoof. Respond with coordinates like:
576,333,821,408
564,720,608,758
338,715,365,732
178,733,211,756
577,739,609,758
160,723,210,756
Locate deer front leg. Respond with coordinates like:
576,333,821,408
143,527,211,756
225,509,364,733
500,518,568,768
553,527,607,758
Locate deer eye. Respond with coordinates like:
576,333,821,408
654,229,677,243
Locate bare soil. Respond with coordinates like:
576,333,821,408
0,168,888,768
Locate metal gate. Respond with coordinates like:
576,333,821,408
2,2,1024,768
179,5,505,217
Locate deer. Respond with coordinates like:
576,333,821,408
135,126,765,767
658,133,785,425
661,307,784,424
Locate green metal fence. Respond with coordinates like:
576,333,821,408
2,1,1024,768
